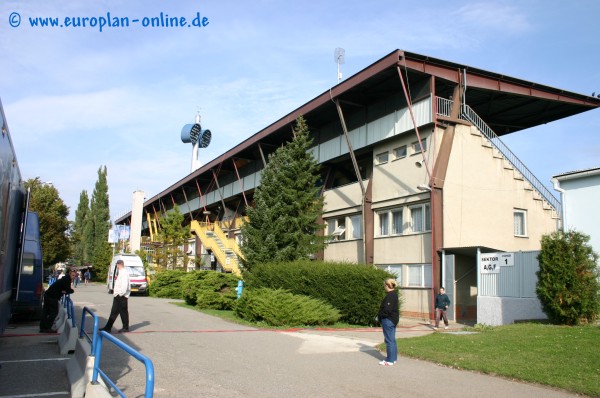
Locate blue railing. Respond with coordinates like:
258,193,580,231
436,97,561,214
80,306,100,354
61,294,76,327
92,331,155,398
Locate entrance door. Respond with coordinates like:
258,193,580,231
443,253,455,321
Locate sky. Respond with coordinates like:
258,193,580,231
1,0,599,222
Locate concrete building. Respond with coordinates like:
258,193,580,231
116,50,600,323
552,167,600,254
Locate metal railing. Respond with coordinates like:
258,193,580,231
61,294,76,327
92,331,155,398
80,306,100,354
435,97,561,214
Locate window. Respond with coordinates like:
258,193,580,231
349,214,362,239
514,209,527,237
378,208,404,236
379,212,389,236
391,210,403,235
327,214,362,241
375,151,389,165
393,145,407,160
409,203,431,233
328,217,346,241
411,137,427,154
377,264,431,288
407,264,432,287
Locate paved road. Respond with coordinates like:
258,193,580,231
1,283,582,398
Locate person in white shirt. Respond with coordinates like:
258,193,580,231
100,259,131,333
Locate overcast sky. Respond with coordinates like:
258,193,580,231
1,0,599,222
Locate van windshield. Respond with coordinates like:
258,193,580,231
127,267,145,277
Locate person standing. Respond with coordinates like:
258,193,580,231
83,269,91,286
100,260,131,333
377,278,399,366
434,287,451,330
39,267,76,333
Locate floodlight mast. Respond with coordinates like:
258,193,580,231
334,48,345,82
191,112,201,172
181,111,212,173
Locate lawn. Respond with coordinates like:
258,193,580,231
394,323,600,397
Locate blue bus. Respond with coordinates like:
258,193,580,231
0,98,43,331
12,211,44,320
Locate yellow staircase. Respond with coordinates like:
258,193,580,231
190,220,243,276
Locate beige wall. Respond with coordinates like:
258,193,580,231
373,233,431,264
400,289,432,320
443,125,558,251
323,240,363,263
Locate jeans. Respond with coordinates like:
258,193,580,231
381,317,397,363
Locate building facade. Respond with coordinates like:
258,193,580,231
116,50,600,324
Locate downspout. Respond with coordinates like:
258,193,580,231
551,178,566,231
334,99,367,265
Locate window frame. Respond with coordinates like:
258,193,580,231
375,151,389,165
514,208,527,237
377,207,404,237
393,145,407,160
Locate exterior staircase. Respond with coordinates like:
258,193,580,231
190,220,243,276
437,97,561,217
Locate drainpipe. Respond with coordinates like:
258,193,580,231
551,177,566,231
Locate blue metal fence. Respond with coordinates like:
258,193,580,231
79,306,155,398
91,331,155,398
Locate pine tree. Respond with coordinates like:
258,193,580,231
89,166,112,281
536,230,600,325
71,190,90,266
241,116,327,270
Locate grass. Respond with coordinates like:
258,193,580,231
395,323,600,397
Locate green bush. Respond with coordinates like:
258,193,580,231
235,287,340,326
180,271,210,305
149,270,187,298
244,260,396,325
536,230,600,325
194,272,240,310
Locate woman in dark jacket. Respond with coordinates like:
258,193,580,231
377,278,399,366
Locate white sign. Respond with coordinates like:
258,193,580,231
498,252,514,266
480,253,500,273
480,252,515,273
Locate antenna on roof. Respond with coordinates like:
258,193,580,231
334,48,345,83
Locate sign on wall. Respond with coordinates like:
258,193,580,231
480,252,515,273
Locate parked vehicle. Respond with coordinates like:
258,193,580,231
12,211,44,320
107,253,148,295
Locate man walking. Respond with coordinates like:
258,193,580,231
100,260,131,333
434,287,451,330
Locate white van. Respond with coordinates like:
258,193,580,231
107,253,148,295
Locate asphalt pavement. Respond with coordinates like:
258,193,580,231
0,283,583,398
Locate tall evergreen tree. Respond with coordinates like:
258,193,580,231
89,166,112,281
71,190,90,266
24,178,71,266
241,116,327,270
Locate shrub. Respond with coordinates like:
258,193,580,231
149,270,187,298
194,272,240,310
536,230,600,325
235,287,340,326
244,260,396,325
180,271,210,305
